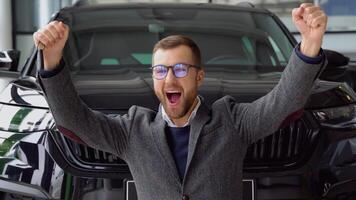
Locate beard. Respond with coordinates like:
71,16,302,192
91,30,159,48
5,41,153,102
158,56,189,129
156,89,197,121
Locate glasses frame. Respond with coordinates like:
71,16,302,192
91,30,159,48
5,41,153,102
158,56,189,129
151,63,201,80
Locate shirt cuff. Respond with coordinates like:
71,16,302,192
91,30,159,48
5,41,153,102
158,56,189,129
294,43,324,64
39,59,65,78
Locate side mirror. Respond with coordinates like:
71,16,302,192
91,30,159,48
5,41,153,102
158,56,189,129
320,50,354,88
0,50,21,72
320,49,349,79
324,49,350,68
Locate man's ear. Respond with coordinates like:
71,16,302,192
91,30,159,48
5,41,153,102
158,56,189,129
197,69,205,87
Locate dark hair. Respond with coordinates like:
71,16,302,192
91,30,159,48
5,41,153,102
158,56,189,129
153,35,201,65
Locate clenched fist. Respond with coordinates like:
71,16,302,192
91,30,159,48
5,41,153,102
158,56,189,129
292,3,327,57
33,21,69,71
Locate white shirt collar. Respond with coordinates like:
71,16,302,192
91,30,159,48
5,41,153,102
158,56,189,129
161,97,201,127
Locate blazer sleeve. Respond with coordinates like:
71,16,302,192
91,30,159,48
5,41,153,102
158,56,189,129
225,47,327,145
38,64,135,158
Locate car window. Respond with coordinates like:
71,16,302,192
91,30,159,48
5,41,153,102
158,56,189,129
66,8,293,71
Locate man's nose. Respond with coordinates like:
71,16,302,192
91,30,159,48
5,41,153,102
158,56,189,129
165,68,177,83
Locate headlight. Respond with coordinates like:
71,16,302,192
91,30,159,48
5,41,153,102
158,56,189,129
313,104,356,129
0,103,53,133
0,103,53,159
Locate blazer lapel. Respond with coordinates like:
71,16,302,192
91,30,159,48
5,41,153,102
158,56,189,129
184,102,211,179
150,107,181,184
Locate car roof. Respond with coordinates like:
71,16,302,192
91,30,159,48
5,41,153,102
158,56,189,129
59,2,271,14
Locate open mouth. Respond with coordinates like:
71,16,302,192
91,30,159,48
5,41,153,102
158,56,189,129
166,91,181,105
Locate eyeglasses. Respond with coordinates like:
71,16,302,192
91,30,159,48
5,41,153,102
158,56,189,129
151,63,201,80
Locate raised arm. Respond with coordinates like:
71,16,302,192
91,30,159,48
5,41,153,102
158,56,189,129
228,3,328,144
33,21,134,158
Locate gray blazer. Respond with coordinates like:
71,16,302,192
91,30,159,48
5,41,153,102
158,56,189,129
39,49,325,200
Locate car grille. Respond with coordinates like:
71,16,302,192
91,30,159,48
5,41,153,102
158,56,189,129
244,113,319,171
52,113,319,173
49,129,129,178
65,139,126,165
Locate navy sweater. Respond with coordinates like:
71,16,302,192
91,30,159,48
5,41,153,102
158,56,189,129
165,126,190,180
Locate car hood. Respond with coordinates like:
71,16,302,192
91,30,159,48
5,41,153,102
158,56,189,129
0,68,355,111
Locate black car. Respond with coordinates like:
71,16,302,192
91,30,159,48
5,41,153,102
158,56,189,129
1,2,356,200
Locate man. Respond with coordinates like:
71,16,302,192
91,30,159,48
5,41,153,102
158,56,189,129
34,3,327,200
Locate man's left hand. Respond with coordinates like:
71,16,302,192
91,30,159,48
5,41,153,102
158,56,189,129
292,3,328,57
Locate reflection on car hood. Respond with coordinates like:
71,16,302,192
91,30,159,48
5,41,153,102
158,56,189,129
0,67,355,111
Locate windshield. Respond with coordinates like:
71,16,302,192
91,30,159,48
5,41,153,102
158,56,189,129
66,8,294,70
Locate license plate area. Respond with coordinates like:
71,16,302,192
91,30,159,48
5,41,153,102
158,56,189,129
124,179,255,200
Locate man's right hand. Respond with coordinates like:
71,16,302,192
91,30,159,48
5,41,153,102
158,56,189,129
33,21,69,71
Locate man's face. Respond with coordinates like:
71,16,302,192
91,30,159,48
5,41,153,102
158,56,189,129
152,45,204,121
